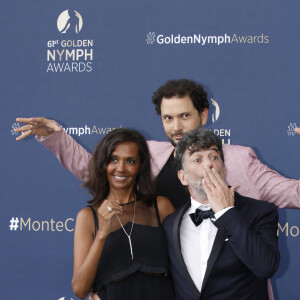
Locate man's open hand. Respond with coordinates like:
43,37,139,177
14,117,61,141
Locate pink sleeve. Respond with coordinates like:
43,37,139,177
245,147,300,208
147,140,174,178
36,130,91,182
224,145,300,209
268,280,274,300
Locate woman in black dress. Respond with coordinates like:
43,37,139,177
72,128,175,300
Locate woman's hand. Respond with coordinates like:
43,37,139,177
96,199,123,239
14,117,62,140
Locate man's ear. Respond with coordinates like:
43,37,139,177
178,170,189,186
200,108,208,126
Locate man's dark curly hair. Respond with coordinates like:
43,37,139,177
175,128,224,171
152,79,210,115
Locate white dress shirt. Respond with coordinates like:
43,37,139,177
180,198,232,292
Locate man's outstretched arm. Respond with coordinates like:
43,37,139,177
15,117,91,182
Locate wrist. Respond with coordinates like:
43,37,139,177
96,231,108,241
214,206,234,220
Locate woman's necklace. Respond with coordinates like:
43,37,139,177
115,197,136,260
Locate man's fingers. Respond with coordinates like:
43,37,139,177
16,117,61,132
14,124,41,135
203,170,215,191
205,168,227,190
16,118,37,125
211,168,228,188
16,117,46,124
295,127,300,135
27,117,47,124
15,117,61,138
14,124,33,133
15,131,32,141
204,168,220,189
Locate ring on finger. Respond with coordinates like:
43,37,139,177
107,206,113,212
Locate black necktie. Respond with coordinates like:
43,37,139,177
189,209,215,227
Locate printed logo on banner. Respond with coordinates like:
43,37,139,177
287,123,297,136
146,32,269,46
9,217,19,230
11,123,20,135
208,98,231,144
58,297,75,300
146,32,156,44
9,217,75,232
46,10,93,73
61,125,123,137
10,123,123,138
278,222,300,237
57,10,83,34
210,98,220,123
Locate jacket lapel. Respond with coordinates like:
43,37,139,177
200,193,242,294
200,194,242,294
148,141,174,178
173,201,201,297
200,229,226,294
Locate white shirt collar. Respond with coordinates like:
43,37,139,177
190,197,211,211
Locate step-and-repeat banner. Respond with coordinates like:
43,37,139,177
1,0,300,299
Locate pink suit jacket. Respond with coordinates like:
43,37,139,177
38,130,300,300
39,130,300,209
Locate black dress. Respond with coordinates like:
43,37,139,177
89,198,175,300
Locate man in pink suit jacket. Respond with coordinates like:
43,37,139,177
15,79,300,209
15,79,300,299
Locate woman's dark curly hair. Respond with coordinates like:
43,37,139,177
152,79,210,115
83,128,155,206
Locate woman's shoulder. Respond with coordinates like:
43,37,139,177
77,206,93,217
156,196,176,222
75,206,97,230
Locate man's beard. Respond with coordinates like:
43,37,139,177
167,132,182,147
185,173,208,201
167,122,203,147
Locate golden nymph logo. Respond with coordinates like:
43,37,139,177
46,10,93,73
57,9,83,34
